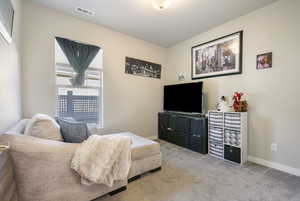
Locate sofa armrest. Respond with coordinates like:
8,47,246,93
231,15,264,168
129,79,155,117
0,134,81,201
5,119,30,135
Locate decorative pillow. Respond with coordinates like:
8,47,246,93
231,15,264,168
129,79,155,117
24,114,63,141
56,118,91,143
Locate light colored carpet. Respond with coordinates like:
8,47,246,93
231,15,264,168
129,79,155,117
96,140,300,201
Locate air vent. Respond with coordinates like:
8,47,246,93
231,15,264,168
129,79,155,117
75,7,95,17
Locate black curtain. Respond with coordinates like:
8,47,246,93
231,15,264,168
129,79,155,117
56,37,100,87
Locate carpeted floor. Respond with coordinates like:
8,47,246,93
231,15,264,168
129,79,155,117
96,140,300,201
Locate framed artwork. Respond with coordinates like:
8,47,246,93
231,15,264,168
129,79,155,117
257,52,272,70
191,31,243,80
0,0,14,44
125,57,161,79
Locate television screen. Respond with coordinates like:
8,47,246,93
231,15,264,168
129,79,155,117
164,82,203,113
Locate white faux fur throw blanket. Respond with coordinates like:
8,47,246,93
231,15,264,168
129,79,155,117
71,135,132,187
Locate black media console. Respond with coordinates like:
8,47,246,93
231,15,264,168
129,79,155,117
158,112,208,154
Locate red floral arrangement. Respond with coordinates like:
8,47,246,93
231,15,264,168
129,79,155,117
232,92,248,112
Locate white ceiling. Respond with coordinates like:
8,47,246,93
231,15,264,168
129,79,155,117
30,0,279,47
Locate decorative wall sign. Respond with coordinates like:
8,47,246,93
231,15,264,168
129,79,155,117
125,57,161,79
0,0,14,43
191,31,243,80
257,52,272,70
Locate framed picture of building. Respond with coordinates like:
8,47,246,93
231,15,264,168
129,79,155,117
191,31,243,80
125,57,161,79
0,0,14,44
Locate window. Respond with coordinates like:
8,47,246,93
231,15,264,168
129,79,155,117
55,38,103,127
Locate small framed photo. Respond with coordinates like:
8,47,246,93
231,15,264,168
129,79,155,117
257,52,272,70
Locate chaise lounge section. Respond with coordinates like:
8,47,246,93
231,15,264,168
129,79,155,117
0,120,162,201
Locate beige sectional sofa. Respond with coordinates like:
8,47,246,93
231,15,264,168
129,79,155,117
0,149,18,201
0,120,162,201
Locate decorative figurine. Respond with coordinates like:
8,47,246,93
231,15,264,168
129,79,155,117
217,96,232,112
232,92,248,112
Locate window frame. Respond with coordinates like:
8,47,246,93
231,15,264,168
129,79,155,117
54,39,104,128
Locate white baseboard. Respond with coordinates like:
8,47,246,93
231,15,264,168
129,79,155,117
248,156,300,177
147,135,158,140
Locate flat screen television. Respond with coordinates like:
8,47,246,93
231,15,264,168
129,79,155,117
164,82,203,113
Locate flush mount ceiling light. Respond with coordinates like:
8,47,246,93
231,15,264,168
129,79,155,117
152,0,172,10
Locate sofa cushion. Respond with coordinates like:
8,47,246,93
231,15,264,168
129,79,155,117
56,118,91,143
24,114,63,141
112,132,160,161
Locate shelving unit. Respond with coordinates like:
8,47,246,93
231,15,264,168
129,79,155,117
208,111,248,164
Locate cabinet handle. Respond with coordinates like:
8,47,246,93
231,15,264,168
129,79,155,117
167,128,174,131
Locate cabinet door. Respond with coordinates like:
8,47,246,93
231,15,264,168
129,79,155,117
224,145,241,164
175,116,190,147
158,113,169,140
176,132,189,148
165,115,176,143
190,118,208,138
190,135,208,154
175,116,190,133
169,115,177,130
167,130,177,144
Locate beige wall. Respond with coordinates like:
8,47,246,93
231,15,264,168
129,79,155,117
166,0,300,169
0,0,22,132
21,0,166,138
21,0,300,170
